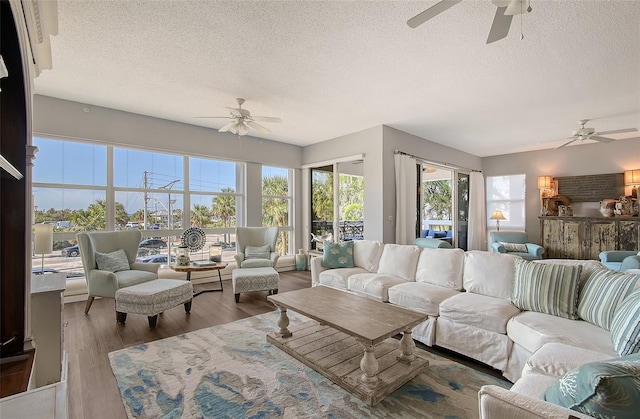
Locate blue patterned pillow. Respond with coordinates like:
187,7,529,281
321,241,354,268
543,354,640,419
512,259,581,319
611,289,640,356
577,268,640,330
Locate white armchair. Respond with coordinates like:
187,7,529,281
78,230,159,314
234,227,279,268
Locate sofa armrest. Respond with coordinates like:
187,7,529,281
491,242,506,253
621,255,640,271
526,243,545,258
310,255,327,287
130,262,160,274
599,250,637,263
478,385,592,419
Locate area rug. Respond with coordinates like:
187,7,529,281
109,311,510,418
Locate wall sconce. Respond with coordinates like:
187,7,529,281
489,210,506,231
34,224,53,274
624,169,640,198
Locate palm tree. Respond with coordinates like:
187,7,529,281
191,204,211,227
262,176,289,254
423,180,452,220
211,188,236,243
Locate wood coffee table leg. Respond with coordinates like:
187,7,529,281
359,343,380,388
276,306,292,338
397,329,417,364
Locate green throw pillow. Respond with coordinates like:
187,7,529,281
499,242,528,253
321,241,354,268
543,354,640,419
611,289,640,356
577,268,640,330
95,249,130,272
512,259,581,319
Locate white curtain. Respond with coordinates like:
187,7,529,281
468,171,487,250
394,153,418,245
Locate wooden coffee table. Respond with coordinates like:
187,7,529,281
267,286,430,406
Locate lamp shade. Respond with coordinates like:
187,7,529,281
34,223,53,254
537,176,553,189
489,210,506,221
624,169,640,185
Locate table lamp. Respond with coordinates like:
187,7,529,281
34,223,53,274
489,210,506,231
624,169,640,199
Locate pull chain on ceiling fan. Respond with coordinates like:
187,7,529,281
195,98,282,136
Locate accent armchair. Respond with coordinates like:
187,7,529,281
599,251,640,271
78,230,160,314
234,227,279,268
489,231,544,260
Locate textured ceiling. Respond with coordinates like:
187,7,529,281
34,0,640,157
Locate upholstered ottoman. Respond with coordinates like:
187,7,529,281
115,279,193,328
232,267,279,303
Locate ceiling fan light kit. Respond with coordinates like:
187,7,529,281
196,98,282,137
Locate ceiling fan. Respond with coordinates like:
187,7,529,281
196,98,282,136
557,119,638,149
407,0,532,44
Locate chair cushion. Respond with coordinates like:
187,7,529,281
577,268,640,330
352,240,383,272
95,249,130,272
439,292,521,334
388,282,460,316
610,288,640,356
500,242,528,253
415,248,464,290
321,241,354,268
347,274,407,302
377,244,421,281
543,354,640,419
463,251,518,299
524,342,612,378
115,269,158,288
245,244,270,260
240,258,273,268
512,259,581,319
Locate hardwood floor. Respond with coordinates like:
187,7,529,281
64,270,506,418
64,270,311,419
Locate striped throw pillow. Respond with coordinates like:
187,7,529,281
611,289,640,356
578,268,640,330
512,259,582,319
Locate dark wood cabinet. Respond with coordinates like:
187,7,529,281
540,217,640,260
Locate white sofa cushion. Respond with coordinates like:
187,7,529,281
510,373,559,399
439,292,521,334
377,244,421,281
347,273,407,302
523,342,611,378
463,251,519,299
318,267,368,290
415,248,465,290
388,282,460,316
353,240,384,272
507,311,617,357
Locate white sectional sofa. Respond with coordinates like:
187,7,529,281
311,240,639,418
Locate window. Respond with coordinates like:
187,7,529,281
262,165,292,255
486,174,526,230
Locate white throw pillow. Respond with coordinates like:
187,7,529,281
95,249,130,273
415,248,465,290
463,250,518,299
377,244,421,281
245,244,270,260
352,240,384,272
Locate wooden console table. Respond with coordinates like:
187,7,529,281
540,216,639,260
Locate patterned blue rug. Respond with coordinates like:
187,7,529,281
109,311,509,418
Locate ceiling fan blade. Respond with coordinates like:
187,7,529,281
596,128,638,135
590,135,615,143
252,116,282,123
407,0,463,28
486,7,513,44
247,121,271,134
557,138,578,149
218,121,236,133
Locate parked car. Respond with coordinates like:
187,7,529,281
136,255,175,264
139,239,167,249
32,267,84,278
61,245,80,257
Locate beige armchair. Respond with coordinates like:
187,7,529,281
234,227,279,268
78,230,159,314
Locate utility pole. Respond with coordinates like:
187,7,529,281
143,171,148,229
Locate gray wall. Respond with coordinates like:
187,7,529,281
482,137,640,243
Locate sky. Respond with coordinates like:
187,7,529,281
33,137,288,214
